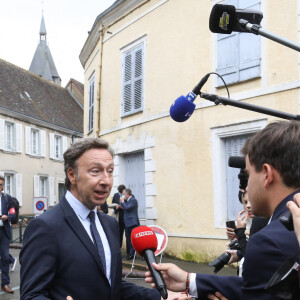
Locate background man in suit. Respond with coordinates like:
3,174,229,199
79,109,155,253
112,184,126,247
20,138,161,300
145,120,300,300
0,176,16,294
120,188,139,260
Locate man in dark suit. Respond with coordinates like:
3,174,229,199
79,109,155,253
120,188,140,260
112,184,126,247
0,176,16,294
20,138,161,300
145,120,300,300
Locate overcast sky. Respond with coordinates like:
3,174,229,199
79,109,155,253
0,0,115,86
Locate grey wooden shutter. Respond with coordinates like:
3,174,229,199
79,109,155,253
123,52,132,114
122,43,144,115
217,0,261,85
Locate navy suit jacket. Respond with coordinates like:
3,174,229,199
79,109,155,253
121,196,139,227
1,193,16,239
20,196,160,300
195,191,300,300
112,192,124,222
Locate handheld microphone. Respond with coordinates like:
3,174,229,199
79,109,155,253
131,226,168,299
228,156,246,169
170,73,210,122
209,4,263,34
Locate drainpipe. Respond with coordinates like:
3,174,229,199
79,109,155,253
96,23,105,137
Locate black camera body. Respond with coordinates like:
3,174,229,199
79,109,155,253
209,240,241,273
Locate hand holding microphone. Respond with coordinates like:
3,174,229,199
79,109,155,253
131,226,168,299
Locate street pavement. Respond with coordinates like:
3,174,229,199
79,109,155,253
1,247,236,299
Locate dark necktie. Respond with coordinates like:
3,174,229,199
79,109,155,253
88,211,106,273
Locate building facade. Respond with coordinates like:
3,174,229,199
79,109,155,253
0,59,83,215
80,0,300,260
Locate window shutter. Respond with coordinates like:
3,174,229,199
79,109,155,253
217,0,260,85
239,0,261,81
0,119,4,150
134,47,143,110
62,136,68,159
123,52,132,114
41,130,46,157
16,123,23,153
16,173,22,206
49,176,55,206
49,133,55,159
25,126,31,155
34,175,40,197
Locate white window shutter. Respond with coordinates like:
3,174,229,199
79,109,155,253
34,175,40,197
62,136,68,159
16,173,22,206
0,119,5,150
41,130,46,157
49,176,55,206
25,126,31,155
16,123,23,153
49,133,55,159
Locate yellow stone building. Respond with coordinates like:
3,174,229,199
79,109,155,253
80,0,300,260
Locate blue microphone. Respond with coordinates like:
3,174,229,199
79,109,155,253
170,74,210,122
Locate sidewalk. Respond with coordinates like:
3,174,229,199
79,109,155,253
122,251,237,278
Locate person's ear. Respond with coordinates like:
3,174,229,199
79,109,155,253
262,163,274,189
67,167,77,185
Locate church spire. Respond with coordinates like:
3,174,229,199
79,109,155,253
29,12,61,86
39,12,47,40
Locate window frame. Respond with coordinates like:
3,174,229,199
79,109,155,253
211,119,266,228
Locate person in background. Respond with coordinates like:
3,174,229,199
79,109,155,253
112,184,126,247
120,188,139,260
0,176,16,294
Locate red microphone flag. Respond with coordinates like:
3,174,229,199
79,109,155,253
131,226,158,256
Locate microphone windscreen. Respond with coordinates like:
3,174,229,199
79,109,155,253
209,4,236,34
170,95,196,122
131,226,158,256
228,156,246,169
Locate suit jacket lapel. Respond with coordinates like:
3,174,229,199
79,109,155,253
60,197,106,275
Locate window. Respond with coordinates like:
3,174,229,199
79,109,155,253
88,75,94,132
216,0,261,85
49,133,67,160
31,129,39,155
40,177,48,197
25,127,46,157
0,172,23,205
225,135,252,220
5,122,13,151
211,119,266,228
34,175,55,206
122,40,144,116
0,119,22,153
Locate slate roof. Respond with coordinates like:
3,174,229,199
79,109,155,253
0,59,83,134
